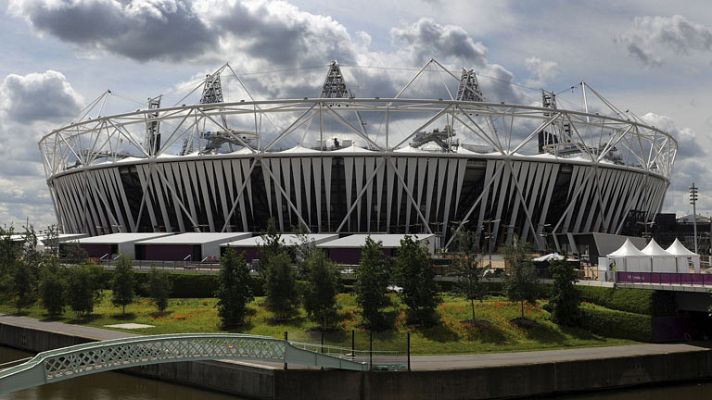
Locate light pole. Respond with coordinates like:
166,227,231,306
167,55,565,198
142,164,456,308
538,223,551,253
481,219,500,269
690,183,699,254
636,221,654,241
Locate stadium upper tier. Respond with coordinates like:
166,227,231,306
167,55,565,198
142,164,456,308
38,62,677,250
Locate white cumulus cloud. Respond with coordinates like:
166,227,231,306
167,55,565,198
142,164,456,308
524,57,559,88
0,70,83,123
618,14,712,66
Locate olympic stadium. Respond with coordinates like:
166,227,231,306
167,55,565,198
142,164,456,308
38,60,677,252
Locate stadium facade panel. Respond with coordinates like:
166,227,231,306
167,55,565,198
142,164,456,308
46,149,668,251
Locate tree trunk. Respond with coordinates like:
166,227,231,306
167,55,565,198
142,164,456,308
123,304,126,315
470,299,476,323
520,301,524,319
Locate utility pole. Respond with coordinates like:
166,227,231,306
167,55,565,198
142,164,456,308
482,219,499,269
690,183,699,254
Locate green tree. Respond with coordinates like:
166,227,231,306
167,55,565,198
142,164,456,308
394,235,439,325
39,258,66,317
303,249,339,329
9,226,43,312
548,257,580,326
264,250,299,321
256,218,282,278
355,236,390,329
453,230,486,323
12,261,36,312
19,226,42,295
216,248,253,327
294,226,316,279
61,242,89,265
0,227,18,302
148,268,172,313
67,264,103,318
503,238,539,319
111,255,135,315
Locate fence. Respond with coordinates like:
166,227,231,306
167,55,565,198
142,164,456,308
617,271,712,286
285,330,409,371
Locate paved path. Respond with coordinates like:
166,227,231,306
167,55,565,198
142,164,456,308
0,314,137,341
409,343,708,370
1,314,709,372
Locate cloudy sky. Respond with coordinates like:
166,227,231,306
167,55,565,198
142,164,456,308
0,0,711,229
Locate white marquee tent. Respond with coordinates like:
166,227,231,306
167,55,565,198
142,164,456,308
607,239,649,272
666,239,701,273
640,239,676,273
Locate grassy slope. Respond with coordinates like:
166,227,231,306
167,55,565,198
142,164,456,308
0,292,631,354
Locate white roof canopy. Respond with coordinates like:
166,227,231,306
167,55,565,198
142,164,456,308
641,239,671,256
333,144,372,153
608,239,646,257
666,239,698,256
279,145,319,154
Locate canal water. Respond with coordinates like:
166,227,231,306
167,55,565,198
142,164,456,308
2,345,711,399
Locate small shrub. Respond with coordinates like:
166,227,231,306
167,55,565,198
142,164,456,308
148,268,172,313
40,262,66,317
67,264,103,317
577,286,653,315
216,249,253,327
579,303,652,341
111,255,135,315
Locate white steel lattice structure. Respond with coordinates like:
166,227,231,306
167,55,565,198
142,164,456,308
0,333,367,394
38,62,677,250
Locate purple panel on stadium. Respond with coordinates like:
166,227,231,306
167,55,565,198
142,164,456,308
81,244,112,258
143,244,194,261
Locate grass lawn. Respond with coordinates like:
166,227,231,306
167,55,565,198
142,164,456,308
0,292,632,354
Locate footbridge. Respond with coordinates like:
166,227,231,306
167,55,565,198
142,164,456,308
0,333,367,395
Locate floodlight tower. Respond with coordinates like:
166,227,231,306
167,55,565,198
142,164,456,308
318,61,367,149
321,60,350,98
200,72,224,104
456,69,484,102
145,95,161,156
690,183,699,254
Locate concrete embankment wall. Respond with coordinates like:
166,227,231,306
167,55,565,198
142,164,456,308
2,318,712,400
274,352,712,400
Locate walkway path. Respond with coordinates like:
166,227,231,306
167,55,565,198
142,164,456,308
1,314,708,372
409,343,707,370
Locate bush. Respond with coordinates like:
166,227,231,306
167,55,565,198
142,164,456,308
394,235,440,325
548,259,580,326
355,236,391,329
40,263,66,317
216,249,253,327
67,264,103,317
133,272,264,299
168,274,218,298
264,250,299,321
148,268,172,313
579,303,652,341
111,256,135,315
303,249,339,329
577,286,653,315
